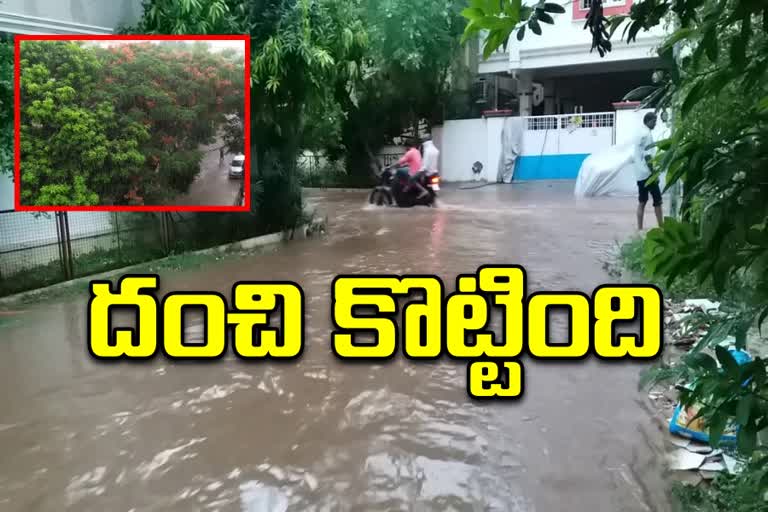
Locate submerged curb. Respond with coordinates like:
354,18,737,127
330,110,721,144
0,221,324,307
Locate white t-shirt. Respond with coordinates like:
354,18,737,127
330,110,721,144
634,128,655,182
422,141,440,173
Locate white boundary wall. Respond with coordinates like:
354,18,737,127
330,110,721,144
437,109,668,182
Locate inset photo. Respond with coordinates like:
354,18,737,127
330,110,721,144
14,35,250,211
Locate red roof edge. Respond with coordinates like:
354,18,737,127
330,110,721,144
482,109,516,118
612,101,642,110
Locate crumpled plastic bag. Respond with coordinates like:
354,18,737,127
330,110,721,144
574,142,666,198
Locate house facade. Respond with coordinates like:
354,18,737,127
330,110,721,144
477,0,667,116
433,0,670,182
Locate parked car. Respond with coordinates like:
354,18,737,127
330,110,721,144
229,154,245,179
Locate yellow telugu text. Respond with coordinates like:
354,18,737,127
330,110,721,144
87,275,304,361
86,267,663,400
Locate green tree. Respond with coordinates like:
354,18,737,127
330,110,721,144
95,42,244,203
335,0,468,179
132,0,368,226
19,40,243,205
19,41,146,206
0,33,12,178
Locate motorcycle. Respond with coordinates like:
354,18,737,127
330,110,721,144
368,164,440,207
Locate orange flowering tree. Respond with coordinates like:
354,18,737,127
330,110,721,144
94,42,244,203
19,40,244,205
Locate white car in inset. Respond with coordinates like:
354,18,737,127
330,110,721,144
229,154,245,180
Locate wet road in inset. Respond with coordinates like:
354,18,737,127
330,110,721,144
172,140,242,207
0,183,670,511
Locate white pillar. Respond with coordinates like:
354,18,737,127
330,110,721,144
517,74,533,117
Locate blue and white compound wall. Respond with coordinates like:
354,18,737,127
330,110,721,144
433,106,668,183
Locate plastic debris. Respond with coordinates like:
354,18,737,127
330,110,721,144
683,299,721,314
669,349,752,445
700,460,726,472
667,449,706,471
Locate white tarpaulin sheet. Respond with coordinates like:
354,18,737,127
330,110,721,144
497,117,523,183
574,141,666,198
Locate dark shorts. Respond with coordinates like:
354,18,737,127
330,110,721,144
637,179,662,207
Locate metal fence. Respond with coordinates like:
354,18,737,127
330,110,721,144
0,210,262,298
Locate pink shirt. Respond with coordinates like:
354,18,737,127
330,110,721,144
398,148,422,176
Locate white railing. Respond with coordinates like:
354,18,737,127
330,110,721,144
520,112,616,156
523,112,615,131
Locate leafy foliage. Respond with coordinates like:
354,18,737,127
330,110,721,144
460,0,565,60
673,469,768,512
0,33,12,178
132,0,368,220
19,41,244,205
337,0,467,180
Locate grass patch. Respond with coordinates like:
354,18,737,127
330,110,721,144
672,472,766,512
3,240,283,307
619,237,719,300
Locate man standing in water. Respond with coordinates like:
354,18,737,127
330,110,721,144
634,112,663,230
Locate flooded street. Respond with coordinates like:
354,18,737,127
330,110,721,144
0,183,670,512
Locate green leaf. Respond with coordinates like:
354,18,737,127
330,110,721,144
729,34,746,70
461,21,482,44
484,0,502,15
737,424,757,454
461,7,485,20
516,25,526,41
623,85,657,101
687,352,718,372
528,17,542,35
736,394,753,425
543,2,566,14
627,21,642,43
659,28,694,54
537,12,555,24
703,27,718,62
608,16,627,39
482,30,505,59
681,80,706,117
708,412,728,447
758,306,768,333
754,358,766,387
505,0,522,20
479,16,511,30
716,345,740,380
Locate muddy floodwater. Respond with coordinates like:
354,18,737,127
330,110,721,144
0,183,670,511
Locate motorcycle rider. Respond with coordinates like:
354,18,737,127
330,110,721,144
397,139,429,199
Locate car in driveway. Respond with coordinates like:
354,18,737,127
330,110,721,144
229,154,245,179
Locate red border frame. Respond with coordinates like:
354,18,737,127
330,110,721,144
13,34,251,212
573,0,633,20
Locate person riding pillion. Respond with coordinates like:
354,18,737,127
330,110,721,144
411,135,440,198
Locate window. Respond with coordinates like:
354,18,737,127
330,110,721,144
580,0,626,10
